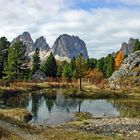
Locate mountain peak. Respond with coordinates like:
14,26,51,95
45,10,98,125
33,36,50,52
120,38,136,55
52,34,88,59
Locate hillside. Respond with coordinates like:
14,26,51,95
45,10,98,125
109,50,140,90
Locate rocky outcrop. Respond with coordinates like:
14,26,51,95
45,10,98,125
109,51,140,89
52,34,88,59
11,32,34,54
120,38,136,55
33,36,50,52
32,70,46,81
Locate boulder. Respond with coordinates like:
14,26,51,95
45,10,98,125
32,70,46,81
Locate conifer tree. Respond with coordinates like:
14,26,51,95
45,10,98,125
4,41,28,80
74,54,86,90
0,37,10,78
32,48,40,75
105,54,115,77
115,51,124,69
70,57,76,72
133,39,140,52
62,63,73,81
42,52,57,77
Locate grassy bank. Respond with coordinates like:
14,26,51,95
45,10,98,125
0,108,32,123
40,127,112,140
0,127,24,140
0,81,140,100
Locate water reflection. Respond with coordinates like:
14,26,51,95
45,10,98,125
0,94,29,109
27,93,120,125
111,99,140,118
0,91,139,125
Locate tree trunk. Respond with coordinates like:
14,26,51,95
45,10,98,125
79,77,82,91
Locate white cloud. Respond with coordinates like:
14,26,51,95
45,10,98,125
0,0,140,58
105,0,140,5
116,0,140,5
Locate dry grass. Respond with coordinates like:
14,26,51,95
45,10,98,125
40,127,112,140
0,108,32,123
0,127,24,140
0,81,44,92
75,112,93,121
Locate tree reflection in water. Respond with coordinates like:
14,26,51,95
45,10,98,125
110,99,140,118
44,93,56,112
31,93,42,119
54,93,83,112
0,93,29,108
2,90,138,125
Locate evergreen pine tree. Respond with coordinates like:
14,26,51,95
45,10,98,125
105,54,115,77
74,54,86,90
62,63,73,81
4,41,28,80
133,39,140,52
69,57,76,72
96,58,104,71
32,48,40,75
42,52,57,77
86,58,97,69
0,37,10,78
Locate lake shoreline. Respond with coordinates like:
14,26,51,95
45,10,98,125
0,113,140,140
0,81,140,99
0,82,140,139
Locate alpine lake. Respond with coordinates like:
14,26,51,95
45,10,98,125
0,89,139,126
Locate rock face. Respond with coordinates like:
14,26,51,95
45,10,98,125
11,32,34,54
109,51,140,89
11,32,89,61
32,70,46,81
120,38,136,55
52,34,88,59
33,36,50,52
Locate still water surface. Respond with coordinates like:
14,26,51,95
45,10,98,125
0,90,139,125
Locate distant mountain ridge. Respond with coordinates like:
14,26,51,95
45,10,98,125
11,32,88,61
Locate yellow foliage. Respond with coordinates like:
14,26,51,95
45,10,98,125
115,51,124,69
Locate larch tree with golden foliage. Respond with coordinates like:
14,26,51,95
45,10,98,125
115,51,124,69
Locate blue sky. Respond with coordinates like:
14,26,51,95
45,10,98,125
74,0,140,9
0,0,140,58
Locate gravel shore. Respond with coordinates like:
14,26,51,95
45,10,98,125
66,117,140,138
0,117,140,139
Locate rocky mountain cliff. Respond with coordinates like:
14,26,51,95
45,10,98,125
11,32,34,54
12,32,88,61
109,50,140,89
33,36,50,52
120,38,136,55
52,34,88,59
